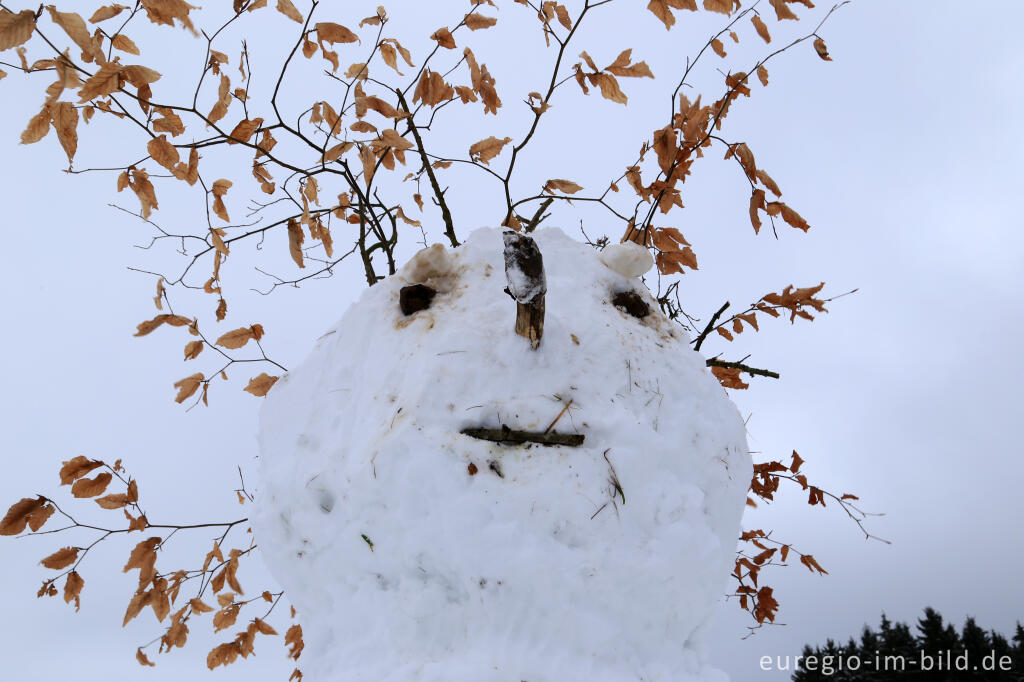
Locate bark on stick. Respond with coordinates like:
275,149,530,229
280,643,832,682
502,231,546,349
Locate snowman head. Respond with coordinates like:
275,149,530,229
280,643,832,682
253,227,750,682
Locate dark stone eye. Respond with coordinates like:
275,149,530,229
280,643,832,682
612,290,649,319
399,284,436,315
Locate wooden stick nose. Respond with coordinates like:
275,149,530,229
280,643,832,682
502,231,546,349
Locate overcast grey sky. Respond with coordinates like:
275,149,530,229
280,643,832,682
1,1,1022,681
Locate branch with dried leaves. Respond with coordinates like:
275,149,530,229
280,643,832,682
733,448,887,632
0,454,303,672
0,0,870,665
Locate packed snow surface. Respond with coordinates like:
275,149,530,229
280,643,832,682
253,227,751,681
599,241,654,278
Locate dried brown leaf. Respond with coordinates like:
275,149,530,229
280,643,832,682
124,509,147,531
46,7,104,64
756,64,769,86
651,226,690,252
112,33,140,55
123,590,151,626
41,546,79,570
287,218,305,268
703,0,736,14
755,169,781,197
254,618,277,635
1,497,48,536
379,41,401,74
227,117,262,144
316,22,358,44
141,0,198,33
769,0,798,20
655,247,698,274
412,70,453,107
543,178,583,194
147,134,180,171
173,373,204,403
50,102,78,162
212,178,232,222
190,597,215,613
71,472,112,498
468,136,511,165
588,72,627,104
765,201,809,231
213,604,240,632
711,365,748,389
215,327,254,349
60,456,104,485
78,61,124,101
813,36,832,61
207,74,231,125
96,493,130,509
184,340,203,360
465,14,497,30
64,571,84,610
20,104,52,145
127,167,159,218
646,0,697,30
207,641,242,669
90,5,129,23
652,125,676,173
430,26,455,49
27,502,55,532
285,624,304,660
749,188,766,233
751,13,771,42
276,0,303,23
134,313,191,336
120,64,161,88
123,536,160,588
604,49,654,79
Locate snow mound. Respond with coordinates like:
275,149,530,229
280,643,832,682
252,227,751,681
600,240,654,278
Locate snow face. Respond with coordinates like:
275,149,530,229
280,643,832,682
252,227,751,681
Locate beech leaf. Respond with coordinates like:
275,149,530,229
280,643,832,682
813,36,832,61
751,14,771,42
1,497,48,536
464,14,497,30
71,472,113,498
276,0,303,23
64,571,84,610
0,9,37,50
215,327,256,349
173,373,204,403
244,373,279,397
543,179,583,194
60,456,104,485
468,136,512,165
41,546,79,570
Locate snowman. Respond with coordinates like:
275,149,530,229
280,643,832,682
252,227,751,681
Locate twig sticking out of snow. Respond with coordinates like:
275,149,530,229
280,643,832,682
461,424,584,447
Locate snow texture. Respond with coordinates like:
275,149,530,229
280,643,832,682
599,241,654,278
253,227,751,681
